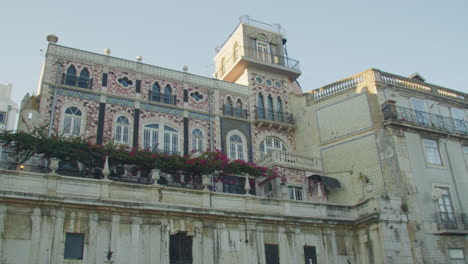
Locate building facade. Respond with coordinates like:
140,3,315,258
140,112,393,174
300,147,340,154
0,15,466,263
0,84,18,131
301,69,468,263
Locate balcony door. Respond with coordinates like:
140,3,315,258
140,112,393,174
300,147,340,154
411,98,429,126
437,188,456,229
256,40,271,63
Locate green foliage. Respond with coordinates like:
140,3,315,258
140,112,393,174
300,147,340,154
0,131,281,180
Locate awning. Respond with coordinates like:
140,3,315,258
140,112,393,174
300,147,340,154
307,174,341,189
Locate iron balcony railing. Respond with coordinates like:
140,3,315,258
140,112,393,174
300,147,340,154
382,104,468,135
217,45,300,78
255,107,294,125
149,91,177,105
61,74,93,89
434,212,468,230
243,46,300,70
222,104,248,119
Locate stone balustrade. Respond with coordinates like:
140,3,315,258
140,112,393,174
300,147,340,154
256,150,323,173
309,69,466,102
0,168,402,223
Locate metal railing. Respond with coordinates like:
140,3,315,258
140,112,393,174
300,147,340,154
434,212,468,230
222,105,248,119
256,150,323,172
216,45,300,78
382,104,468,135
148,91,177,105
61,74,93,89
255,107,294,125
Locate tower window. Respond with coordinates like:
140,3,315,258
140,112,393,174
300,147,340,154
63,106,82,136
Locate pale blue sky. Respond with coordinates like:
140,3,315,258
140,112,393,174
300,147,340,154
1,0,467,105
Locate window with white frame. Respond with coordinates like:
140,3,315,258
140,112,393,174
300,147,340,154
143,124,179,155
256,35,271,63
191,128,203,153
423,138,442,165
114,116,130,144
264,181,273,198
451,107,467,133
260,137,287,156
449,248,466,264
435,187,456,228
228,133,246,161
62,106,82,136
288,186,303,201
411,98,429,126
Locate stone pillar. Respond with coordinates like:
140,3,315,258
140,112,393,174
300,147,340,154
51,210,65,264
131,217,142,264
160,219,170,264
110,215,120,261
29,208,42,264
192,221,204,264
87,213,98,263
149,220,162,264
243,221,259,264
0,205,6,258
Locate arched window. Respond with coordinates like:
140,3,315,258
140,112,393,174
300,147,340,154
191,128,204,152
151,82,161,102
163,84,173,104
256,35,270,62
225,96,233,115
78,67,90,88
267,95,274,120
277,97,283,122
260,137,287,156
65,66,77,86
114,116,130,144
257,93,265,119
143,124,179,155
233,42,239,61
228,133,246,161
235,99,244,118
63,106,82,136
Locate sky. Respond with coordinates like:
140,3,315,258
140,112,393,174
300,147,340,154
1,0,467,106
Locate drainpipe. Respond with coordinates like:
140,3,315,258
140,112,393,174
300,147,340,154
443,132,465,216
48,61,62,137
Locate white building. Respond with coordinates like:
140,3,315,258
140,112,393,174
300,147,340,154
0,84,18,130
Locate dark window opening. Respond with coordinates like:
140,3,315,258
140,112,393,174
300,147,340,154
64,233,84,260
170,232,193,264
102,73,108,87
265,244,279,264
304,246,317,264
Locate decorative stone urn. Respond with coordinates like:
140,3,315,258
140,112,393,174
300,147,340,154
202,175,211,191
102,156,110,179
49,158,60,174
151,169,161,185
244,174,251,195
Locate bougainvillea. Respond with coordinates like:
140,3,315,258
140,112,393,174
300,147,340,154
0,131,286,182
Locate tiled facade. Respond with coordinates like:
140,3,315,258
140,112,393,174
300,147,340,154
6,16,467,264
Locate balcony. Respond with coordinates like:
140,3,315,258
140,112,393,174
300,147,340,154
149,91,177,105
61,73,93,89
255,107,294,128
434,212,468,234
216,45,301,82
256,150,323,173
382,103,468,136
222,105,248,119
